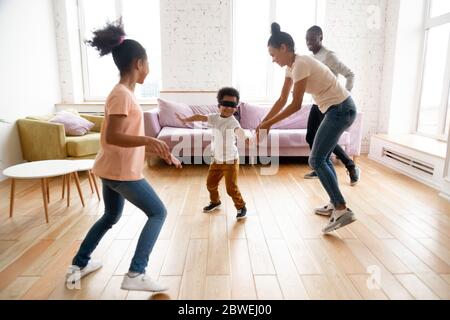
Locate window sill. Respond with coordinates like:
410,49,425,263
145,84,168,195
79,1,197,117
374,133,447,159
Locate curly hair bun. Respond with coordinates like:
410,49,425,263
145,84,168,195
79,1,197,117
271,22,281,35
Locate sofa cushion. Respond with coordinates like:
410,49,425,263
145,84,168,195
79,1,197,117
190,104,221,117
50,111,95,136
158,99,194,129
158,98,218,129
66,132,100,157
26,109,82,124
26,114,55,121
259,129,350,148
158,127,350,151
240,102,312,130
158,98,238,129
157,127,212,150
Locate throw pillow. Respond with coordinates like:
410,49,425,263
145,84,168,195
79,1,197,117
50,111,95,136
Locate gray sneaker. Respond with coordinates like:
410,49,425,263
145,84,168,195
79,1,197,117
322,208,356,234
314,203,335,216
304,171,319,179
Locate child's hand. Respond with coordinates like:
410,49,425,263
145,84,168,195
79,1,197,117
176,113,188,125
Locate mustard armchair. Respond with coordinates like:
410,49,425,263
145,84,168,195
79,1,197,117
17,114,104,161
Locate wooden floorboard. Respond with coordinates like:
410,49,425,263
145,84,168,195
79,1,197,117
0,156,449,300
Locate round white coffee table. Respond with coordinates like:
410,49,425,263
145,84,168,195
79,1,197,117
3,160,85,223
68,159,101,201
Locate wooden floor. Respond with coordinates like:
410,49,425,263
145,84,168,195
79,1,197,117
0,156,449,300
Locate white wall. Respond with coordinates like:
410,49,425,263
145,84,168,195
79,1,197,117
158,0,390,153
378,0,400,134
157,0,390,153
54,0,417,156
0,0,60,181
160,0,232,90
323,0,388,154
54,0,84,104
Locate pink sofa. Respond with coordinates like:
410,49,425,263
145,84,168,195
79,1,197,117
144,99,363,161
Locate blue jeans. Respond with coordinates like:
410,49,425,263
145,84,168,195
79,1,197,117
306,104,355,169
309,97,357,207
72,178,167,274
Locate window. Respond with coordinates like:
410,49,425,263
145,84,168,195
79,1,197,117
232,0,325,102
416,0,450,140
429,0,450,18
78,0,162,101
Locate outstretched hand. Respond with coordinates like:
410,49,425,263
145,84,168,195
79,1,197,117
176,113,188,125
255,121,272,144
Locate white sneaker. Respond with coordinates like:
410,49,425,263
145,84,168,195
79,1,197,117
314,203,335,216
322,208,356,234
66,259,102,284
121,273,168,292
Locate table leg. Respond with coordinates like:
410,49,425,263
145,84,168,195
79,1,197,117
67,173,71,207
87,171,94,194
41,178,49,223
90,171,101,201
9,179,15,218
73,172,85,207
62,175,66,199
46,179,50,204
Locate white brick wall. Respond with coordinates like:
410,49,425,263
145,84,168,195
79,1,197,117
55,0,400,154
54,0,73,103
54,0,84,103
378,0,401,134
323,0,388,154
160,0,232,90
159,0,390,153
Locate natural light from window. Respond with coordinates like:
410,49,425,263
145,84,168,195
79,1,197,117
79,0,161,101
233,0,324,102
417,23,450,136
416,0,450,140
430,0,450,18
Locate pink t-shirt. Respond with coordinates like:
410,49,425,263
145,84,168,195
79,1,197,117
93,84,145,181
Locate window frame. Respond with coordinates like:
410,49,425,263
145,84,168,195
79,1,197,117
77,0,161,103
415,0,450,141
231,0,324,103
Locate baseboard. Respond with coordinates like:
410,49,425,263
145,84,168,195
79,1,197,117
439,190,450,201
368,154,441,190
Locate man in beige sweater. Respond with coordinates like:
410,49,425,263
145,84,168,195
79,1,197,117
304,25,361,189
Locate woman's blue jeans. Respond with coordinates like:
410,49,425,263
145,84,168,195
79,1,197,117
309,97,357,207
